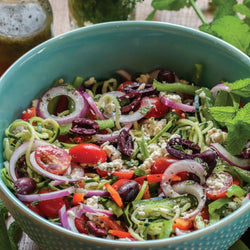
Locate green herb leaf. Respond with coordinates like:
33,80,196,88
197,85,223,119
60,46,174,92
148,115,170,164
225,103,250,154
151,0,188,11
199,16,250,55
233,3,250,18
225,78,250,98
134,168,147,177
210,105,238,125
212,0,238,20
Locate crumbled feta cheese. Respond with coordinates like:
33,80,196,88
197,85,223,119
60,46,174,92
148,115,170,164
206,128,227,145
98,159,123,172
142,117,167,137
136,74,150,83
138,83,146,90
165,93,182,103
199,91,206,98
206,172,228,189
86,196,100,209
139,142,168,170
101,141,122,160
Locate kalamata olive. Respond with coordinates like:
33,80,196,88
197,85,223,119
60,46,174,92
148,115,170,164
117,180,139,203
157,69,176,83
70,118,99,135
117,129,133,156
123,82,157,97
87,221,107,237
166,138,201,159
14,177,36,195
167,138,217,173
195,149,217,174
119,92,142,114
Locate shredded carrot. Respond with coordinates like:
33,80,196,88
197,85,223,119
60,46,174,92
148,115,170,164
99,215,125,231
142,184,151,200
104,182,123,208
72,193,84,205
173,217,194,230
109,230,132,238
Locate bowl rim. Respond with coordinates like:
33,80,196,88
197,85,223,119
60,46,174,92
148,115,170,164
0,20,250,247
1,20,250,80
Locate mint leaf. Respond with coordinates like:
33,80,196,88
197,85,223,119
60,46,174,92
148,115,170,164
151,0,190,11
214,90,233,107
225,103,250,154
199,16,250,56
210,105,238,125
225,78,250,98
226,119,250,154
212,0,237,20
233,3,250,18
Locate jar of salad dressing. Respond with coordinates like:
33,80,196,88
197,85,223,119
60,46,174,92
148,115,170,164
0,0,53,76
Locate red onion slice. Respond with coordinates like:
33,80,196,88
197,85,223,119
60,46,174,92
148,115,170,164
9,140,51,182
160,160,206,198
93,123,132,142
159,95,195,112
210,143,250,169
29,151,79,183
210,84,230,99
120,97,152,123
82,92,104,120
17,186,75,202
37,85,89,125
59,205,81,233
172,181,206,219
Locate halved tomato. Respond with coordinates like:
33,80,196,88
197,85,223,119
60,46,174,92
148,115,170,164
141,97,169,118
205,171,234,200
21,107,36,121
34,145,71,175
69,143,107,164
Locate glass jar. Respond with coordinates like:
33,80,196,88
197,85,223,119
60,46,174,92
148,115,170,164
68,0,136,29
0,0,53,76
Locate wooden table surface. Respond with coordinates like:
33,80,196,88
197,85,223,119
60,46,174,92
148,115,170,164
7,0,246,249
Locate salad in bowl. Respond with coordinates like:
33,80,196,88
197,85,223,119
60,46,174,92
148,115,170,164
1,65,250,241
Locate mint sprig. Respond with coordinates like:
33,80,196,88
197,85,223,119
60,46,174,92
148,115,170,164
210,102,250,155
147,0,250,56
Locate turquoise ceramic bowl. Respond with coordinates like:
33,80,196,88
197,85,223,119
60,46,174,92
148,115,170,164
0,21,249,250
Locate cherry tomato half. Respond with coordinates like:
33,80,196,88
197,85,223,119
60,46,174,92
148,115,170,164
117,81,135,92
37,189,69,218
21,107,36,121
141,97,169,118
205,171,234,200
69,143,107,164
151,156,179,174
171,108,185,119
35,145,71,175
75,215,88,234
24,202,45,217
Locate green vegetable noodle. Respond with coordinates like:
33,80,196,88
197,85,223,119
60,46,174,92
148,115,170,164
1,65,249,242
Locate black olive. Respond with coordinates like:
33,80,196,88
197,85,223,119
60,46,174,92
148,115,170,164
14,177,36,195
117,180,139,203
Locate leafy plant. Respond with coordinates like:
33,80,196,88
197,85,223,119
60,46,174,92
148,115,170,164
147,0,250,56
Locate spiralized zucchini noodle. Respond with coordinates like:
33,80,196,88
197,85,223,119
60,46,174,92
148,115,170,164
1,66,249,241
